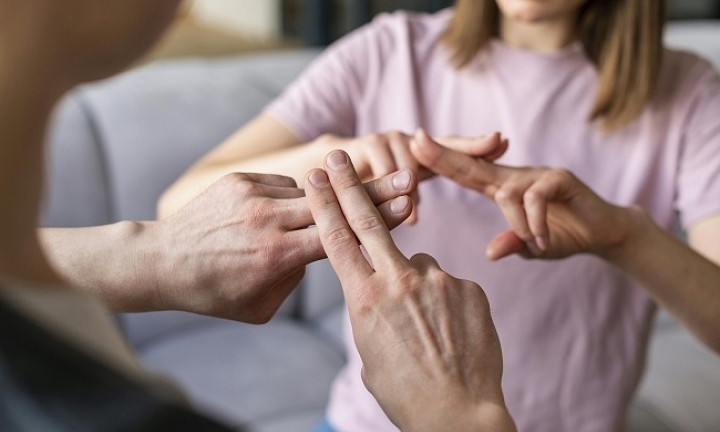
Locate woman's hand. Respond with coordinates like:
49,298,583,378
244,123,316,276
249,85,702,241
306,150,515,432
410,129,634,260
313,131,508,224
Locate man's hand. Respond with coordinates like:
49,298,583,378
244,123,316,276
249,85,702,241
154,170,417,322
410,129,634,261
306,151,515,432
43,169,418,323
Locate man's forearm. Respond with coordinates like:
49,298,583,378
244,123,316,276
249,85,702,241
39,222,164,312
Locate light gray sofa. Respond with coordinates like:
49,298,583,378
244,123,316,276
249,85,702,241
42,21,720,432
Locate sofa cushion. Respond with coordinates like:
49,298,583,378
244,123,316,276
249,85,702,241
137,317,345,431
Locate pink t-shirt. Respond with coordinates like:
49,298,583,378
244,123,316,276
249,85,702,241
267,10,720,432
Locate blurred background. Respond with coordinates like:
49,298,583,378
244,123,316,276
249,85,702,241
149,0,720,60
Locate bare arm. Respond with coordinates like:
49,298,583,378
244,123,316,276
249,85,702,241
158,114,508,219
603,212,720,353
158,114,317,218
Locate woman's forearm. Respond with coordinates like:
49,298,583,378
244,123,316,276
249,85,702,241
157,114,328,218
158,140,329,218
602,207,720,353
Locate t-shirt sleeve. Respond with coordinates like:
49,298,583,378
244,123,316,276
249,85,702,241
265,26,375,142
676,60,720,230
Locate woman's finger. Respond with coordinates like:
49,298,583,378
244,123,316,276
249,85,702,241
364,134,398,179
411,129,509,198
494,176,541,254
435,132,507,160
486,231,528,260
283,169,418,230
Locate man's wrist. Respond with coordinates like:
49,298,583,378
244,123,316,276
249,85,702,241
403,398,515,432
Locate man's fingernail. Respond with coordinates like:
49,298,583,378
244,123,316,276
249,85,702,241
391,196,410,214
392,170,411,190
327,151,349,171
308,170,328,187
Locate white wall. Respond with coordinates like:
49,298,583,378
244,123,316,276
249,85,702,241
190,0,282,39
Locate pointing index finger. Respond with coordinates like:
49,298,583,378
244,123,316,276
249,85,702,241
411,129,509,198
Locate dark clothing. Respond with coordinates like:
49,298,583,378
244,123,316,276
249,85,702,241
0,297,239,432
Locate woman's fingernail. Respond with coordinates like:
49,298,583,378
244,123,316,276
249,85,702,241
327,151,349,171
308,170,328,187
392,170,411,190
390,196,410,214
526,241,542,256
535,236,548,252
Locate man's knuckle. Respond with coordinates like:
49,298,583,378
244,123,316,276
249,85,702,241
324,226,356,250
350,212,385,232
333,173,360,191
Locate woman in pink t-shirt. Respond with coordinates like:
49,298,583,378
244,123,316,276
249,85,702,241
161,1,720,431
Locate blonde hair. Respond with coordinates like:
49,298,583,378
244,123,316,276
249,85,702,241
442,0,666,130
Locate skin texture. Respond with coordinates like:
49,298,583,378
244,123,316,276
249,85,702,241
307,151,516,432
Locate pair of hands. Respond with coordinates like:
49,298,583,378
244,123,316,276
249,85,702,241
313,129,633,261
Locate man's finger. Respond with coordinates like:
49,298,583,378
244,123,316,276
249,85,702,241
283,169,418,229
323,151,409,272
287,194,414,266
363,169,417,205
411,129,509,198
306,168,376,281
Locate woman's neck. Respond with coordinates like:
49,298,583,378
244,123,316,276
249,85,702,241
499,14,578,52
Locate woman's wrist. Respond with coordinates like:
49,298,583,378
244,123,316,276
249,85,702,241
596,204,655,266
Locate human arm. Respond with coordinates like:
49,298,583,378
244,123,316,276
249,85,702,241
41,170,417,322
305,150,516,432
157,112,507,220
411,129,720,354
